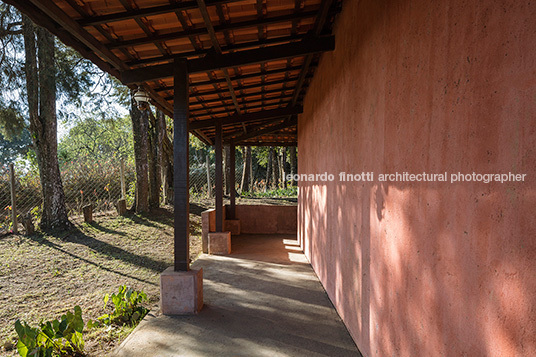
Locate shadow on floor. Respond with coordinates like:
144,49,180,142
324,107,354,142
115,234,362,357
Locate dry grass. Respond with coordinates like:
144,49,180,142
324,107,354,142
0,204,205,356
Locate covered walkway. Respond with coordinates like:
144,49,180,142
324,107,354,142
114,234,360,356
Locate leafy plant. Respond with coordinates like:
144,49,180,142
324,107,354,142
14,306,85,357
89,286,148,328
241,185,298,198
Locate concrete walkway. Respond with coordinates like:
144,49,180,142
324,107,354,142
114,234,361,357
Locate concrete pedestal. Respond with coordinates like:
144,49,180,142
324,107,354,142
224,219,241,235
208,232,232,255
160,267,203,315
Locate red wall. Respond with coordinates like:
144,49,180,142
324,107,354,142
233,205,297,234
298,0,536,355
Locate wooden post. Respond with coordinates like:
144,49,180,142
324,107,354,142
173,58,190,272
162,169,168,205
23,214,34,235
83,204,93,223
229,142,236,219
120,158,126,199
206,154,212,198
9,163,18,234
117,199,127,215
215,120,223,232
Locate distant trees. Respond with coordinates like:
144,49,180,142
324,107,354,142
58,116,133,162
240,146,252,192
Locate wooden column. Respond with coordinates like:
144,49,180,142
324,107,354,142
173,58,190,272
229,142,236,219
215,120,223,232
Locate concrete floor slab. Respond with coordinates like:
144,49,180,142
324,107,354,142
114,234,361,357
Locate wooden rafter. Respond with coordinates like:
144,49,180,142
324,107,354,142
190,106,302,130
121,36,335,84
6,0,341,145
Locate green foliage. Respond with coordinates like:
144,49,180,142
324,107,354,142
54,41,95,106
0,131,31,163
58,115,133,163
242,185,298,198
14,306,85,357
252,146,270,167
88,286,148,328
0,103,26,140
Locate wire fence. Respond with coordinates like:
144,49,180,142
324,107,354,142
189,154,245,198
1,150,294,235
0,158,136,235
188,149,292,198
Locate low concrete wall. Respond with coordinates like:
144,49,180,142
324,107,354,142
201,205,297,253
232,205,297,235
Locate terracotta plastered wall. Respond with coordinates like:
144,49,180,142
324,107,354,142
298,0,536,355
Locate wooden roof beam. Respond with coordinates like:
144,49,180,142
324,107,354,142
21,0,126,70
225,116,297,143
235,141,297,147
187,89,297,106
121,35,335,84
127,34,308,67
154,65,305,92
189,96,294,115
108,10,325,49
291,0,335,106
189,106,302,130
196,0,242,114
3,0,121,77
189,100,296,118
166,76,311,99
78,0,245,27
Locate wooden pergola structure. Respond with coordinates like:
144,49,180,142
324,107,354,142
6,0,339,272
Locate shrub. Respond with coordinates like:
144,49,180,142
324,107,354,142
89,286,148,328
14,306,85,357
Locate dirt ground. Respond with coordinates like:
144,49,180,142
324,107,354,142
0,203,207,356
0,197,296,356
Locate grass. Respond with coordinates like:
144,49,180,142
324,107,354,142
0,205,203,356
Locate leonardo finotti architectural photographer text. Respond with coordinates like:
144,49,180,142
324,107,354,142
286,172,527,184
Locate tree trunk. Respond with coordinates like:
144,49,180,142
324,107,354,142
156,109,167,204
266,148,273,191
147,109,161,209
160,116,173,205
224,144,231,195
289,146,297,186
23,18,70,230
272,147,279,189
240,146,251,193
282,147,287,189
130,92,149,213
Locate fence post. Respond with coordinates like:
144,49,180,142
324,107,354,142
206,154,212,198
162,169,168,205
120,158,126,199
9,163,18,234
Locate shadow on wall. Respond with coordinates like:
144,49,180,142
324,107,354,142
300,178,536,356
297,0,536,355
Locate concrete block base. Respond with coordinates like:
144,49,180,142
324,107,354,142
209,232,232,255
224,219,241,235
160,267,203,315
